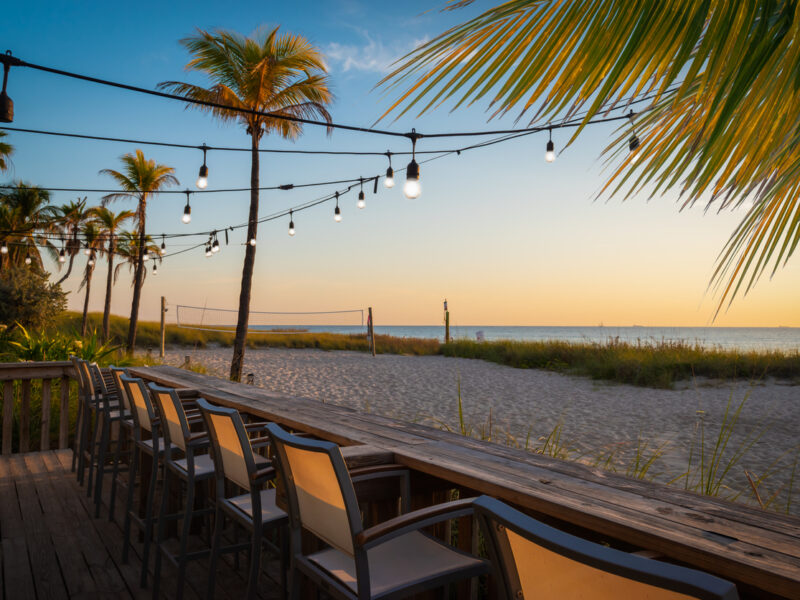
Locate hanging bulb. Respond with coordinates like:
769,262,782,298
160,236,166,255
627,110,640,162
0,52,15,123
205,244,212,257
384,152,395,188
182,190,192,224
545,128,555,163
0,242,7,254
211,238,220,253
24,256,31,265
84,245,91,256
196,144,209,189
58,248,66,263
357,178,365,209
87,253,95,267
288,210,295,236
334,192,342,222
143,250,150,261
152,263,158,275
404,160,421,199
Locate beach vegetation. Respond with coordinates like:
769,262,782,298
0,265,66,332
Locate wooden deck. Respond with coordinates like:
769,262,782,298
132,365,800,599
0,449,282,600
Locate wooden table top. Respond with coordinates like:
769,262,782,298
131,365,800,598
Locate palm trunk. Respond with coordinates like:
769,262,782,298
230,131,260,381
102,237,114,342
81,267,94,337
126,200,146,353
56,253,76,285
56,233,79,285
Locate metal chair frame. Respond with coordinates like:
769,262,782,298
473,495,739,600
267,423,489,600
198,398,289,600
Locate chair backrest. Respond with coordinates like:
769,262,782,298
109,366,130,412
198,399,258,491
149,383,191,452
120,375,157,432
267,423,362,556
473,496,739,600
68,356,87,397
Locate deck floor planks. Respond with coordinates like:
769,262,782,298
0,454,36,600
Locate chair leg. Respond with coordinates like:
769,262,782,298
122,444,140,564
86,409,101,497
109,423,127,522
289,561,301,600
94,415,110,517
141,451,161,588
152,465,171,598
176,478,195,600
77,401,91,484
246,520,262,600
206,505,224,600
71,395,84,473
280,528,288,600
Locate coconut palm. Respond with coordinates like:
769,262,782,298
0,183,55,270
113,230,160,287
90,206,135,341
159,27,333,381
0,131,12,172
78,221,103,336
52,198,91,284
100,150,177,351
380,1,800,313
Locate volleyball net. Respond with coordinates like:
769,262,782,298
175,304,366,335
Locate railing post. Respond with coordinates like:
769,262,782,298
160,295,166,359
19,379,31,453
59,375,70,449
40,378,51,451
2,380,12,454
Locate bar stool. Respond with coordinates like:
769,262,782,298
108,366,136,522
150,383,216,600
198,398,288,600
68,356,91,479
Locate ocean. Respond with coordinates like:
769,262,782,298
251,325,800,352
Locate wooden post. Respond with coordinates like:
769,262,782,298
445,311,450,344
2,380,13,455
40,379,52,451
19,380,31,453
59,375,70,449
160,296,166,359
368,307,376,357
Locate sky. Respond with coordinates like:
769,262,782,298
2,1,798,327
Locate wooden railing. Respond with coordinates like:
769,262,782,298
0,361,77,455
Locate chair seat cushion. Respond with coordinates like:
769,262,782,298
137,437,175,456
226,489,287,526
308,531,487,598
173,454,215,479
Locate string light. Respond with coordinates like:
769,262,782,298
334,192,342,222
24,256,31,265
196,144,209,189
143,249,150,260
211,233,220,253
384,152,394,188
545,128,555,163
160,235,166,254
87,252,95,267
152,263,158,275
628,111,640,162
205,243,212,257
58,248,65,263
249,237,256,246
357,178,366,209
182,190,192,224
83,244,91,256
0,52,15,123
404,129,421,199
0,241,7,254
288,210,295,236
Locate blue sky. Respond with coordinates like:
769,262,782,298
2,1,798,326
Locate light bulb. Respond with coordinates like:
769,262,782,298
545,140,555,163
629,135,640,162
182,195,192,224
384,166,394,188
357,191,366,209
143,251,150,261
88,256,95,267
58,249,66,263
153,264,158,275
25,256,31,265
404,159,421,199
211,239,220,253
0,243,7,254
205,245,212,257
161,241,166,254
249,237,256,246
84,247,91,256
288,221,295,236
196,164,208,189
334,205,342,222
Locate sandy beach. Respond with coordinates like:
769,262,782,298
161,346,800,512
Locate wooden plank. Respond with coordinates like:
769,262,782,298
0,363,73,381
40,379,52,451
58,376,70,449
2,381,12,455
340,444,394,468
0,453,36,600
19,379,30,453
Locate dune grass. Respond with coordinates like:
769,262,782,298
50,312,800,388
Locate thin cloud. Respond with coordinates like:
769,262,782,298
324,30,429,74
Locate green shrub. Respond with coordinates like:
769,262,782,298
0,265,66,332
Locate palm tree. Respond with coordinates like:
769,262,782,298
0,183,55,270
52,198,91,284
160,27,333,381
113,230,160,288
0,131,12,172
100,150,177,351
379,1,800,313
90,206,135,341
78,221,103,336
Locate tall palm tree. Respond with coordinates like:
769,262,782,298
160,27,333,381
113,230,160,288
78,221,103,336
379,1,800,313
90,206,135,341
52,198,91,284
100,150,177,351
0,183,55,271
0,131,13,172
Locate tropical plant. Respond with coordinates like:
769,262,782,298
379,1,800,312
100,150,177,352
113,230,160,288
78,221,103,337
159,27,333,381
0,182,56,270
0,265,66,332
51,197,91,284
7,323,120,362
0,130,13,172
90,206,134,341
